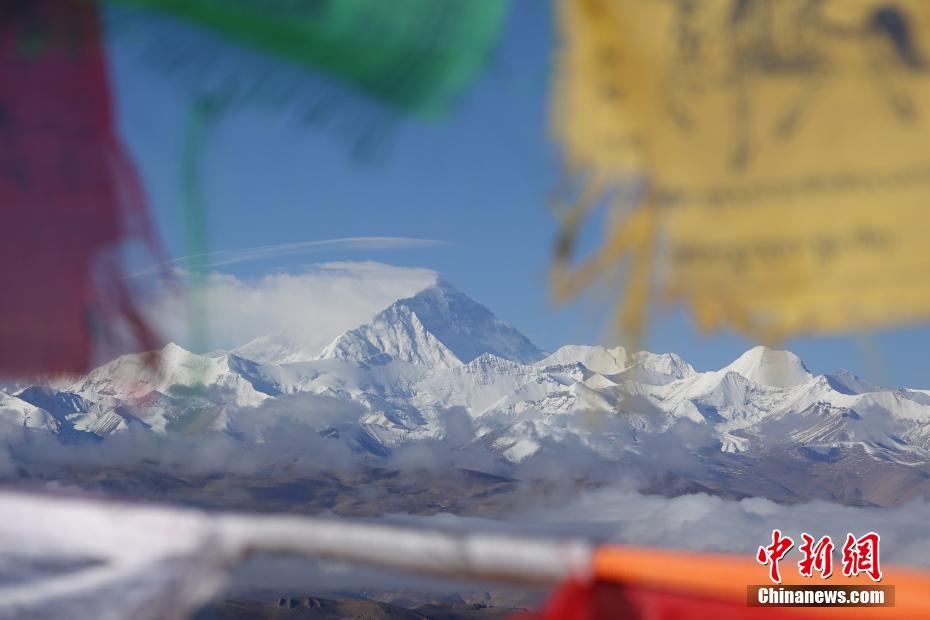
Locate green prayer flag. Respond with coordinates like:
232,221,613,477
97,0,510,116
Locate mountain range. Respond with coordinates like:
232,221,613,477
4,277,930,508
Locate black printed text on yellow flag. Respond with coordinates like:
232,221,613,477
553,0,930,342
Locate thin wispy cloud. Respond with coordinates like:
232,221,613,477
133,237,448,276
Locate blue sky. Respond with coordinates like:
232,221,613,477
105,1,930,387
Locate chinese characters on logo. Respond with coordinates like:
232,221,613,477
756,529,794,583
798,533,834,579
756,530,882,583
842,532,882,582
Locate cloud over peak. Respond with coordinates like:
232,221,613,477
146,261,439,355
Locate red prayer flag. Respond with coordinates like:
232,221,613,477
0,0,160,375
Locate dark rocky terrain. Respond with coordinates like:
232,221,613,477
193,596,522,620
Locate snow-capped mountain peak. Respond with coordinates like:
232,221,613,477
68,342,274,407
538,345,695,386
722,346,813,388
319,280,544,368
538,345,630,375
6,273,930,509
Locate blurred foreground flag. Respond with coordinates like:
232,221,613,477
0,0,160,376
524,545,930,619
553,0,930,342
94,0,510,117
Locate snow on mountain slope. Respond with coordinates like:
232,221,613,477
4,276,930,482
538,345,694,384
234,331,317,365
0,392,58,432
321,302,461,368
825,370,881,395
413,354,540,414
320,280,544,368
539,345,630,375
68,343,278,410
723,346,812,388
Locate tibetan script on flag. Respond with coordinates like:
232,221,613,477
553,0,930,342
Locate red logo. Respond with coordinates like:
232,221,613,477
756,529,794,584
757,530,882,583
842,532,882,582
798,533,834,579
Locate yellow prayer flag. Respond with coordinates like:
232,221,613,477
553,0,930,342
